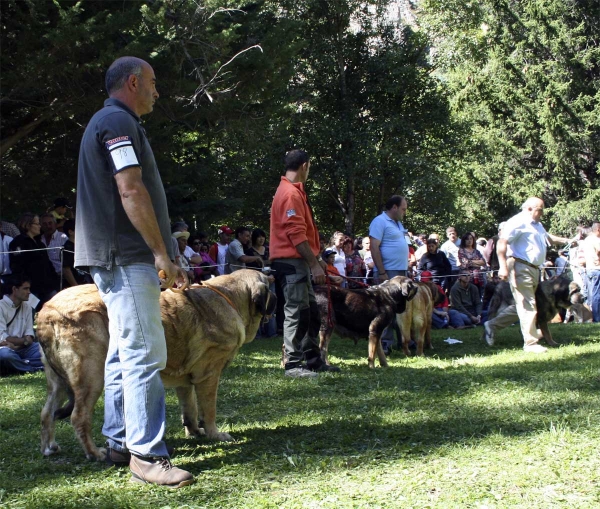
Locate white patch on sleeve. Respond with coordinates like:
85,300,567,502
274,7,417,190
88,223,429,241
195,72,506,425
286,209,296,217
105,136,139,171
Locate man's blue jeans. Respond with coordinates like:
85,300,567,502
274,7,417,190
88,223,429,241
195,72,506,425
587,270,600,322
91,264,169,458
0,342,44,375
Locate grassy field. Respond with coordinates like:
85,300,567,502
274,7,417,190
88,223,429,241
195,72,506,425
1,322,600,508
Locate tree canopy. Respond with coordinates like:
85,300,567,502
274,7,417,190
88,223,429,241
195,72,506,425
1,0,599,238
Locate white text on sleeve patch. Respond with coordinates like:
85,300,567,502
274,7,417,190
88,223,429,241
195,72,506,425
105,136,139,171
286,209,296,217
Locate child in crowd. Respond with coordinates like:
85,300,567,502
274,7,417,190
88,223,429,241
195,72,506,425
323,248,343,286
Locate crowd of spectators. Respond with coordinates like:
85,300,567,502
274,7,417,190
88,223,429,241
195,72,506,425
1,197,594,364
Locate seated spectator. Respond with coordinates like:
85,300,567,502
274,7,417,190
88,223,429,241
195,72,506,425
226,226,264,273
9,213,59,309
49,197,73,232
343,237,366,289
440,227,461,275
172,231,194,281
483,222,505,276
209,225,233,275
449,273,482,328
40,213,68,277
327,231,346,278
418,238,452,289
190,238,219,281
476,238,487,257
0,274,43,376
1,230,13,278
245,228,270,269
323,248,343,286
555,249,568,276
458,232,486,296
0,218,20,238
421,271,462,329
62,219,91,287
360,236,375,283
414,234,429,262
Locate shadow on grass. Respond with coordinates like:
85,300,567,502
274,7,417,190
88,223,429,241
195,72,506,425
2,324,599,503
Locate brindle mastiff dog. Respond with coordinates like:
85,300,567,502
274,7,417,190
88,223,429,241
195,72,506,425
314,276,418,368
38,270,276,461
486,275,583,346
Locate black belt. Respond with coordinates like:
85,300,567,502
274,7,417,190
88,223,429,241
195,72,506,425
510,256,539,269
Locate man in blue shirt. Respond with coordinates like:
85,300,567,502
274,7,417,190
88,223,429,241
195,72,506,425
369,195,409,353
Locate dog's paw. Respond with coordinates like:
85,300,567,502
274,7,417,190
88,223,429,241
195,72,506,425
85,447,106,462
208,431,233,442
42,443,61,456
185,426,206,438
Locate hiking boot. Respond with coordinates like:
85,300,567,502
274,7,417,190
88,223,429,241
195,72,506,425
523,343,548,354
482,322,494,346
284,366,318,378
106,443,175,467
129,455,194,488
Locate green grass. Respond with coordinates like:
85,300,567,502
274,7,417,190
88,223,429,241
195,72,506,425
2,323,600,508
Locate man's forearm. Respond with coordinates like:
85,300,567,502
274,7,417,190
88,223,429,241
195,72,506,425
370,245,385,274
120,183,168,259
63,267,79,287
295,241,320,268
548,233,571,245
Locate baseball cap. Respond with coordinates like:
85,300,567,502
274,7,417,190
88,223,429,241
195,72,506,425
54,197,72,209
420,270,433,282
323,248,337,259
218,225,233,235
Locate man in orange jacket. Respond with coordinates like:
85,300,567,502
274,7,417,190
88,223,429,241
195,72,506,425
270,150,340,378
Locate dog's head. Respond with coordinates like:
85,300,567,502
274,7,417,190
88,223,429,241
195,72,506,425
548,276,584,308
250,272,277,322
384,276,418,314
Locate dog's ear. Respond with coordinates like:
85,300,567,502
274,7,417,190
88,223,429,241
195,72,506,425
251,282,276,315
403,280,418,301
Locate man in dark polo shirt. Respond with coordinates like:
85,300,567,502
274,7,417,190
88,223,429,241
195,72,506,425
75,56,193,488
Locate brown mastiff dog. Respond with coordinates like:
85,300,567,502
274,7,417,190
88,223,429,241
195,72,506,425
314,276,418,368
396,282,445,356
38,270,276,461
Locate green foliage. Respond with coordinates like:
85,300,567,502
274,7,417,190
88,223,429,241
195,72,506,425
421,0,600,234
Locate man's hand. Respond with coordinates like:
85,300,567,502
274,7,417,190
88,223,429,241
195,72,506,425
498,266,508,281
473,315,481,325
311,265,326,285
378,272,389,282
156,255,180,288
254,256,265,267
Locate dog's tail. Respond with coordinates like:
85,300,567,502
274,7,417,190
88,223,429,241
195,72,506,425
53,388,75,420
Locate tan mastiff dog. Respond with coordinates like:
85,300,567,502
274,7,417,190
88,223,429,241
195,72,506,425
39,269,276,461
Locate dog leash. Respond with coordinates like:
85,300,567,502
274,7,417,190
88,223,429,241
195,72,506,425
325,275,335,329
200,282,239,314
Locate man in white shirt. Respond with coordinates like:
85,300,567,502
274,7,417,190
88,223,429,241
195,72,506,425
0,275,43,376
482,197,571,353
40,214,68,276
582,222,600,322
209,226,233,275
440,227,461,274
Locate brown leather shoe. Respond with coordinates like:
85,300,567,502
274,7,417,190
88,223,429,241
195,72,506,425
130,455,194,488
